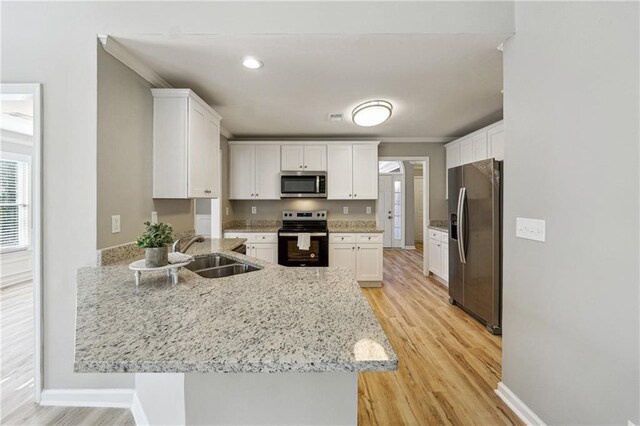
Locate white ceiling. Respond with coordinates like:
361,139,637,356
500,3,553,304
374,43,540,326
0,96,33,136
114,34,505,139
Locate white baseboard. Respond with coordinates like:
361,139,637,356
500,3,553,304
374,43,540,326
495,382,546,426
40,388,134,408
131,392,149,426
404,245,417,250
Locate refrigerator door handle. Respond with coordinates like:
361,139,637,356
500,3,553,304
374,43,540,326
457,187,467,264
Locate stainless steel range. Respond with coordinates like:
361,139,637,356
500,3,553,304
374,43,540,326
278,210,328,267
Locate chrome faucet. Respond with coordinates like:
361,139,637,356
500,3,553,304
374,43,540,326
172,235,205,253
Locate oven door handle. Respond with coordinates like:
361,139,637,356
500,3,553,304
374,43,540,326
279,232,327,237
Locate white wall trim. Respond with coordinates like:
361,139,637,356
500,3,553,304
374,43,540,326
495,382,546,426
98,35,170,89
131,392,149,426
404,245,416,250
40,389,134,408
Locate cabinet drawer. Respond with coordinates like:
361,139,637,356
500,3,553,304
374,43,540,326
330,233,356,244
356,233,383,244
249,233,278,244
224,232,250,240
428,229,442,241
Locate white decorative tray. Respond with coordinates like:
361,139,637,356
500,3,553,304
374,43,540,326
128,259,192,286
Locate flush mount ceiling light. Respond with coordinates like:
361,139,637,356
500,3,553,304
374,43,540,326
352,100,393,127
242,56,263,69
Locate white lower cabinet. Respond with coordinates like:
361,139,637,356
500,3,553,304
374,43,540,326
329,233,383,284
428,229,449,284
223,232,278,264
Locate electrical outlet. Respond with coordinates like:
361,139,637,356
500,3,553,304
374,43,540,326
225,206,229,216
366,206,372,215
251,206,257,214
111,215,121,234
516,218,545,242
343,206,349,215
151,211,158,224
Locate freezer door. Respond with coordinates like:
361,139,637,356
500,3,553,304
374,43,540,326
461,159,501,326
447,166,464,304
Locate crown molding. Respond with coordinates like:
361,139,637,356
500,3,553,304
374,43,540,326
219,126,233,140
98,35,171,89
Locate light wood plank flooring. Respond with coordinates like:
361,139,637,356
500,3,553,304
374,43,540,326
358,245,521,425
0,282,134,425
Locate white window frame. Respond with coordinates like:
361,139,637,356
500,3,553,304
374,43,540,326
0,151,31,254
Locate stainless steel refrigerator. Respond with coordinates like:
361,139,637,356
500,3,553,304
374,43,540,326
448,159,502,334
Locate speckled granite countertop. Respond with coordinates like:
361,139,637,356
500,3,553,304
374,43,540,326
428,225,449,232
75,238,397,374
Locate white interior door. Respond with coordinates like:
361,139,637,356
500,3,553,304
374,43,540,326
414,176,424,243
377,175,393,247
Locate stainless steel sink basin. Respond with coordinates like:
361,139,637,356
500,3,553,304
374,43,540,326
186,254,238,271
185,254,261,279
194,264,261,279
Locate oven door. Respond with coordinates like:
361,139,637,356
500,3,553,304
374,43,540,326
280,173,326,198
278,232,328,267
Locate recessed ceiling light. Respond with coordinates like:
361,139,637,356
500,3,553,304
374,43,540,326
352,100,393,127
242,57,263,69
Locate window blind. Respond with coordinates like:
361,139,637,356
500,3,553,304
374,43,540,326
0,158,29,251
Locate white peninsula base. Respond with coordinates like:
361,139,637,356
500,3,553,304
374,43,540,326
133,372,358,426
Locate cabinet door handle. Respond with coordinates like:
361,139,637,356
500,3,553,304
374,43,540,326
299,165,303,168
255,193,259,197
251,193,254,197
304,165,308,168
352,246,355,250
354,194,358,197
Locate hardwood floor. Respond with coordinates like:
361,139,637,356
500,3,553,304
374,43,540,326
0,282,134,426
358,246,521,425
1,248,517,425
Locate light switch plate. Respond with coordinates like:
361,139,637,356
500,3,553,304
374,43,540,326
225,207,229,216
366,206,372,215
151,211,158,224
516,218,545,242
343,206,349,215
111,215,121,234
251,206,257,214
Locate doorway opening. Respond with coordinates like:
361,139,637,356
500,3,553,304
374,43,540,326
378,157,430,275
0,84,43,415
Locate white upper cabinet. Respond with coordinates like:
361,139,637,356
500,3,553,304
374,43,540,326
229,144,280,200
460,138,474,165
327,145,354,199
472,132,488,162
352,144,378,199
152,89,222,199
327,143,379,200
487,124,505,161
281,145,327,171
445,144,460,170
255,145,281,199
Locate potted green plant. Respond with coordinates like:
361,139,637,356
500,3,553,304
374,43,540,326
136,221,174,267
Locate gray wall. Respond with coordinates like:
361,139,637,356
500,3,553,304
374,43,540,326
1,0,513,393
378,142,447,220
502,2,639,424
403,161,415,246
97,43,193,249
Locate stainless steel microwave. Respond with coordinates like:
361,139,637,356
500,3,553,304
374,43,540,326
280,172,327,198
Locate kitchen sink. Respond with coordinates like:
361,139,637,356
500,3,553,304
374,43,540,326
185,254,261,279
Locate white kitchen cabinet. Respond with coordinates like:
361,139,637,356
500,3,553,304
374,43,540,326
428,229,449,284
281,145,327,171
329,244,357,275
329,232,383,284
223,232,278,264
152,89,222,199
445,120,504,199
488,123,505,161
472,132,488,162
460,138,474,165
356,244,383,282
327,145,353,199
229,144,280,200
352,144,379,199
327,143,379,200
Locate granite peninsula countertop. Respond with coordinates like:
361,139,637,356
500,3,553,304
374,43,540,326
328,226,384,233
428,225,449,232
75,238,397,374
223,226,281,233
